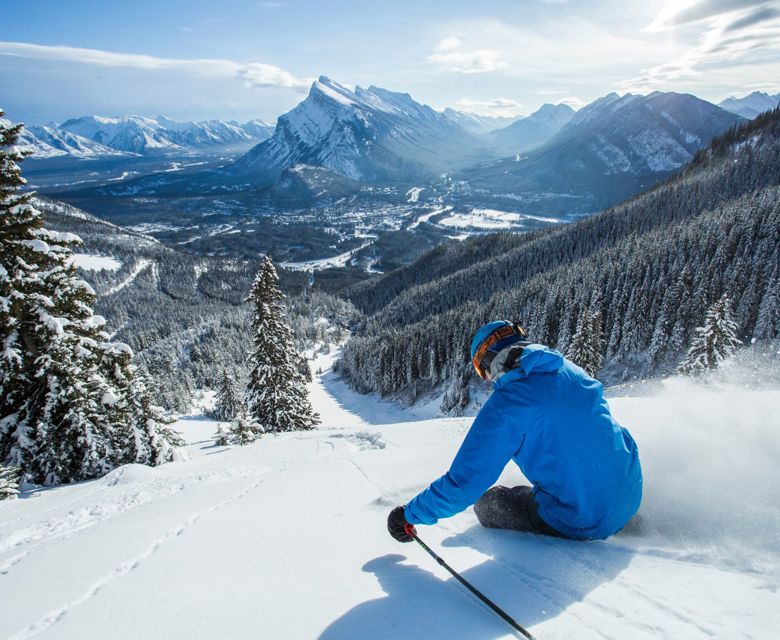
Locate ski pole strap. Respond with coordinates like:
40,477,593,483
404,526,536,640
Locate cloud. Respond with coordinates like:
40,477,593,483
536,88,567,95
428,37,508,74
0,41,312,92
435,37,463,52
555,96,587,109
624,2,780,90
455,97,524,115
725,5,780,31
646,0,768,31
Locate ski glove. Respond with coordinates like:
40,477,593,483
388,506,416,543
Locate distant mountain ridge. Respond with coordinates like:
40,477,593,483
227,76,498,185
719,91,780,119
17,115,275,158
441,108,521,134
486,102,575,152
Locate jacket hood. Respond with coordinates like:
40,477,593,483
494,343,563,387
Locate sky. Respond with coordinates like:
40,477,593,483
1,0,779,125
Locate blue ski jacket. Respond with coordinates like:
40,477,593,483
405,344,642,540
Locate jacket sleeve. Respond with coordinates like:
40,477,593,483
404,390,524,525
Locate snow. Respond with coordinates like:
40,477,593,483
68,254,122,272
280,242,372,271
0,351,777,639
406,187,424,203
437,209,560,230
104,259,151,296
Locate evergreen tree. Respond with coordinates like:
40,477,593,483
0,464,21,500
211,369,243,422
228,414,258,446
245,257,319,432
214,423,231,447
678,294,742,375
565,306,604,378
0,113,182,484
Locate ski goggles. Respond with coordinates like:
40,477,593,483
471,322,527,381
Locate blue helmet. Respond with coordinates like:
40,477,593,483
470,320,528,379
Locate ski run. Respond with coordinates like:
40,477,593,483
1,349,777,640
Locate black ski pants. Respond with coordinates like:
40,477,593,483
474,485,566,538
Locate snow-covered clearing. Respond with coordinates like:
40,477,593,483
437,209,561,231
280,242,372,272
406,187,424,203
1,351,777,639
67,253,122,272
408,206,452,230
103,259,151,295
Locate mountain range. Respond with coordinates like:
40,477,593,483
17,115,275,157
458,91,743,211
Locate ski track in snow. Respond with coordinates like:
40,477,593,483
1,349,777,639
8,476,270,640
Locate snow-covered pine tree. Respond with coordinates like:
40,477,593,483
678,294,742,375
0,464,21,500
565,306,604,378
0,113,182,484
100,342,185,466
245,257,319,432
228,414,257,445
211,369,243,422
214,423,231,447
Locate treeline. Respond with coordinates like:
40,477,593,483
336,109,780,411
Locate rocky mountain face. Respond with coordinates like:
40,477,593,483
227,76,498,185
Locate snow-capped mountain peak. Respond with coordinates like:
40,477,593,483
229,77,494,185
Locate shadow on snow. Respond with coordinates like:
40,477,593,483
318,525,634,639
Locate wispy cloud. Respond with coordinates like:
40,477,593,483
625,1,780,91
428,36,508,73
0,41,312,92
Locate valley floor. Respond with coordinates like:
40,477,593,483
1,352,778,639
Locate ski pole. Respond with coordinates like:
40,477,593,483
404,524,536,640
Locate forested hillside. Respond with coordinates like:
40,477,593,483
337,109,780,411
38,198,361,412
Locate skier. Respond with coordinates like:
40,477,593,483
388,320,642,542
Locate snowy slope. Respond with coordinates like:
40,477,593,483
1,351,777,639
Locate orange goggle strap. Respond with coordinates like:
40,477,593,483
471,323,527,380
